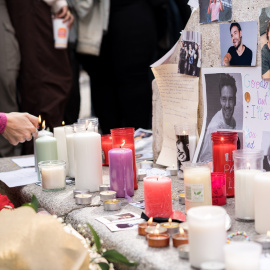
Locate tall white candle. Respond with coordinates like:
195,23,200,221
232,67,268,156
73,131,103,192
224,242,261,270
255,172,270,233
235,169,261,220
54,126,69,174
184,164,212,212
188,135,197,161
66,133,75,178
187,206,226,268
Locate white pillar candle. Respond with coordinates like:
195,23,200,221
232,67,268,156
73,131,103,192
64,126,75,178
184,164,212,212
224,242,262,270
187,206,226,268
54,126,69,174
188,135,197,161
34,129,53,172
255,172,270,234
235,169,261,220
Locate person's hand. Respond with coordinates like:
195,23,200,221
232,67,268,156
2,113,39,145
55,6,74,29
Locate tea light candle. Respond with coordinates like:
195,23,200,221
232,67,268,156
75,193,92,205
99,184,110,192
145,224,167,237
166,165,177,176
187,206,226,268
103,199,121,211
161,218,180,235
178,244,189,259
137,170,147,181
138,217,157,236
172,227,188,247
100,190,116,201
144,176,173,218
224,242,262,270
73,189,91,198
140,160,153,169
254,172,270,233
254,231,270,249
147,232,170,248
178,193,185,205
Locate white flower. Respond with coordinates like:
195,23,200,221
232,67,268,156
78,224,82,228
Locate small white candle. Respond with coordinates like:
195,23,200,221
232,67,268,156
224,242,261,270
140,160,153,169
39,161,66,191
235,168,261,220
187,206,226,268
254,172,270,233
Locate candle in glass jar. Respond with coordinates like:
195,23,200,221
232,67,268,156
184,164,212,212
101,135,113,166
187,206,226,268
254,172,270,233
109,148,134,198
212,132,238,197
211,172,226,206
144,176,173,218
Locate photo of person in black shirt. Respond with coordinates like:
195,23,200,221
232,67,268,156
261,20,270,79
222,22,253,66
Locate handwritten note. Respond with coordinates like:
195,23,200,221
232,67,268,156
152,64,199,166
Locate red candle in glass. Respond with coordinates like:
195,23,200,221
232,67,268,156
101,135,112,166
211,172,226,206
111,128,138,190
212,132,238,197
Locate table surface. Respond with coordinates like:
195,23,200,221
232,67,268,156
0,156,260,270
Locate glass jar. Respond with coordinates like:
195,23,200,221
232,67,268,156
174,124,198,179
212,132,238,197
77,117,98,132
211,172,226,206
38,160,66,191
111,127,137,190
183,163,212,212
101,134,113,166
233,149,264,221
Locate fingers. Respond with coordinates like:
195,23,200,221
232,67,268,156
62,10,74,29
56,6,68,18
25,113,39,128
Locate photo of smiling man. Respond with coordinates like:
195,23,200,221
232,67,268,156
220,21,257,66
198,73,243,163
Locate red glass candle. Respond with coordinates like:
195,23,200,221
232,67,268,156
212,132,238,197
211,172,226,206
101,135,112,166
111,128,138,190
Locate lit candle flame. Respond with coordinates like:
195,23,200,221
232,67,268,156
154,224,160,235
38,115,41,124
74,126,77,133
168,218,172,224
62,121,65,126
183,130,186,135
221,137,224,141
267,231,270,237
148,217,153,225
247,162,251,169
120,140,125,148
179,227,185,235
85,120,88,126
42,120,45,130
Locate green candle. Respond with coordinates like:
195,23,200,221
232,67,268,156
36,136,58,181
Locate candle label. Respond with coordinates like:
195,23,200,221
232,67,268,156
185,184,204,202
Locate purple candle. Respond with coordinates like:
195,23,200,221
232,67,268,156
109,148,134,198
